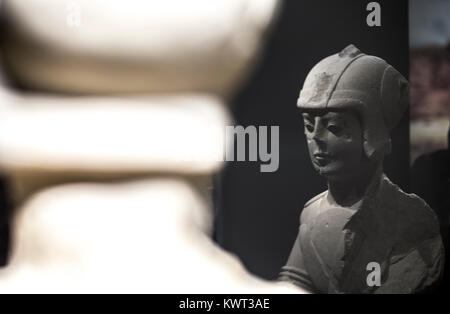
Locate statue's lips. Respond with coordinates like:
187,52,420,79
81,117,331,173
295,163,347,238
313,152,333,166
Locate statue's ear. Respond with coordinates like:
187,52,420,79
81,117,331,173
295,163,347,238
363,139,375,159
363,134,391,160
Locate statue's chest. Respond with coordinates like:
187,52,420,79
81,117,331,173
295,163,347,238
300,205,395,293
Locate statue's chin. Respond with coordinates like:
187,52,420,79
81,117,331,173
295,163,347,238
314,164,356,182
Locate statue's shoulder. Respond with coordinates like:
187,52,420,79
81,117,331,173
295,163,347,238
300,191,327,224
382,175,444,286
382,175,440,240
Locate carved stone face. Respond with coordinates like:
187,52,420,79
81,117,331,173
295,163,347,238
303,110,364,181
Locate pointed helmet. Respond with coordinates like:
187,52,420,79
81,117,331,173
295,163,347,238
297,44,409,159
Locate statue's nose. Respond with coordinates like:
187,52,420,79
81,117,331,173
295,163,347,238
311,124,326,144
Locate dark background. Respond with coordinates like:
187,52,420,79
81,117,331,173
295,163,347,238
215,0,409,280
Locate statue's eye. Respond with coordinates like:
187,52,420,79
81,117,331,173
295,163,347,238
304,123,314,133
327,124,343,135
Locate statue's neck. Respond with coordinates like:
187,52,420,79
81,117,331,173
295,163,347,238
327,164,382,209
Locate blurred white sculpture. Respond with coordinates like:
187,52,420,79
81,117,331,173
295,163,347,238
1,0,279,95
0,0,303,293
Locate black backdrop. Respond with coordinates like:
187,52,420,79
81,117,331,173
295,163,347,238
215,0,409,280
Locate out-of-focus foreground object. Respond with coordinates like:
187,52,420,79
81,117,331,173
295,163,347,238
0,0,302,293
1,0,279,96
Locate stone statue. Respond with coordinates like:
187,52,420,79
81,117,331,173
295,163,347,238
279,45,445,294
